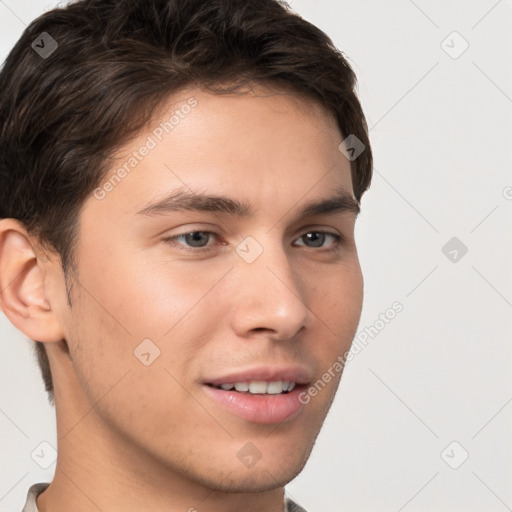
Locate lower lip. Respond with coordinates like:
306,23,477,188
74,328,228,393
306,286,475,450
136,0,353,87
202,385,306,424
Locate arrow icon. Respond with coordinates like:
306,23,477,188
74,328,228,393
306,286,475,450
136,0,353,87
134,339,161,366
440,31,469,59
237,441,262,468
35,39,45,49
236,237,263,263
31,441,57,468
339,134,364,161
441,236,468,263
441,440,469,469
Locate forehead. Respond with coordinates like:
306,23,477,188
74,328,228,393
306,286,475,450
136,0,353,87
87,84,354,222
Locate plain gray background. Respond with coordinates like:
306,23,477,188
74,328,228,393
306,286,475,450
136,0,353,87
1,1,511,511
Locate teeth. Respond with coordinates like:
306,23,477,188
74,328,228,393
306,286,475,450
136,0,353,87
249,381,268,394
215,380,296,394
234,382,249,392
266,381,283,394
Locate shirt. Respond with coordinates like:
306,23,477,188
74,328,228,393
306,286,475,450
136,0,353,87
21,482,308,512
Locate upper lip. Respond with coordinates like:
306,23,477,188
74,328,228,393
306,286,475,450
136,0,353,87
204,365,312,386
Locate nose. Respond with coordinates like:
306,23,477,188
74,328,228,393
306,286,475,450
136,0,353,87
229,236,311,341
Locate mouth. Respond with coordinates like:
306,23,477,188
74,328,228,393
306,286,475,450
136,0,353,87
207,380,297,394
202,368,312,424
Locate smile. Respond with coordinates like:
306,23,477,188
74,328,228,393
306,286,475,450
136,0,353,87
210,380,296,394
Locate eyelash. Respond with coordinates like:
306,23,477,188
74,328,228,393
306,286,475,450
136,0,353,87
162,230,343,254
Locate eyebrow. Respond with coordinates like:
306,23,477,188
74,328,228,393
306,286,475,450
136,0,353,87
136,185,360,219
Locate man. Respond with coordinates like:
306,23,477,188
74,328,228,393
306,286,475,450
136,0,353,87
0,0,372,510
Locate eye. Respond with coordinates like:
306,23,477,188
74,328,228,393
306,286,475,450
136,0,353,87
163,229,343,254
294,231,342,251
164,231,219,252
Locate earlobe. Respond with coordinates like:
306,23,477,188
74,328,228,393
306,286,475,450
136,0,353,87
0,218,65,342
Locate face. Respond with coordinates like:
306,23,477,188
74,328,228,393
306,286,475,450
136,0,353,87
49,84,364,492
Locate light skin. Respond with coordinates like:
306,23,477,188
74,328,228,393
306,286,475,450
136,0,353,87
0,83,364,512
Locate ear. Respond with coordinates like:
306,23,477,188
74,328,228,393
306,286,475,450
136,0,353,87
0,218,65,342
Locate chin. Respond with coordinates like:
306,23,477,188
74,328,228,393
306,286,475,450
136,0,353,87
201,463,307,493
201,444,312,493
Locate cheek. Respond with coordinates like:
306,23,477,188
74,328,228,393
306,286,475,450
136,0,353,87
303,270,363,416
66,289,205,436
313,261,363,342
331,281,363,341
67,254,226,408
79,242,216,343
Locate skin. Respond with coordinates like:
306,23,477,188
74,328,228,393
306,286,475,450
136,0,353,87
0,83,364,512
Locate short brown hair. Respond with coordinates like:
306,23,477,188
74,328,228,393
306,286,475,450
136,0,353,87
0,0,373,404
